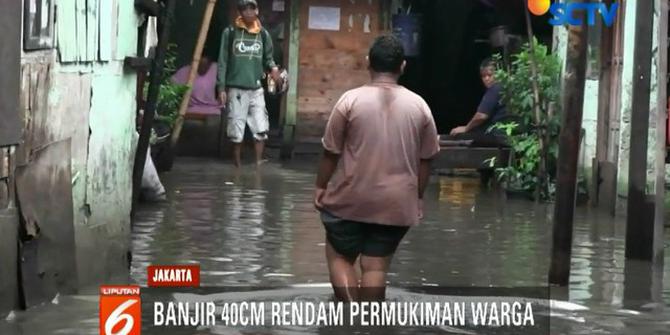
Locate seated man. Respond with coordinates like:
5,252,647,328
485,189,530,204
449,58,508,147
172,55,224,116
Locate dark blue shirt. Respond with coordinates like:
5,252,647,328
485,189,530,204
477,83,507,132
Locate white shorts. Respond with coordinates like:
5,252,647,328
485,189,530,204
227,87,269,143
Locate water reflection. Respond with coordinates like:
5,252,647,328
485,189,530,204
130,158,669,313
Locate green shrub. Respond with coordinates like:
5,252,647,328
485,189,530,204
489,39,562,200
144,44,188,128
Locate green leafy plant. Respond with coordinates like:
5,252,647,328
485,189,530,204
161,44,181,84
145,44,188,128
489,39,562,200
155,83,188,125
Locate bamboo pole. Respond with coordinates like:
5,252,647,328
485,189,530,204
170,0,218,148
522,2,547,202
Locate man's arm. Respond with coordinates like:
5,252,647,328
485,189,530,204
418,159,432,199
418,102,440,199
314,96,349,208
217,28,230,93
451,85,500,135
316,150,340,190
262,30,280,79
314,150,340,208
451,112,490,135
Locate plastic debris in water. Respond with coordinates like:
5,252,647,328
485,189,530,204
51,293,60,305
263,273,294,278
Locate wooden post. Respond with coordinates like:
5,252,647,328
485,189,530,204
651,0,667,263
623,0,666,307
132,0,177,207
548,3,589,286
522,2,548,202
592,0,614,207
623,258,665,308
170,0,218,148
625,0,656,261
280,0,300,159
600,0,627,216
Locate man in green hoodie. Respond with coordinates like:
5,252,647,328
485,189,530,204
218,0,280,167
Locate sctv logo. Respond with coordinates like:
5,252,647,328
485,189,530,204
528,0,619,27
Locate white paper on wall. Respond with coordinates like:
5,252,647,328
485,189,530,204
308,6,340,31
272,0,285,12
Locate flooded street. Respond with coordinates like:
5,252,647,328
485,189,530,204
2,157,670,334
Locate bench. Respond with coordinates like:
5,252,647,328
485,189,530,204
433,137,511,183
182,111,226,157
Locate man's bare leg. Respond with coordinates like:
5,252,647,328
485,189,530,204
359,255,392,301
232,143,242,168
325,241,359,302
254,139,266,166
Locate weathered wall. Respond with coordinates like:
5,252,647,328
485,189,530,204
0,0,22,146
552,4,612,197
614,0,664,198
0,0,24,315
579,79,600,186
43,61,138,287
615,0,636,198
562,0,667,203
51,0,141,287
1,0,140,315
78,63,138,284
0,209,20,314
296,0,382,142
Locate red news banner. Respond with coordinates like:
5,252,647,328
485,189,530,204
147,265,200,287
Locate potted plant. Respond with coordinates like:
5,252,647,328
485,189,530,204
488,39,562,201
147,44,188,172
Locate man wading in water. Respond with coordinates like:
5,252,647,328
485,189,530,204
217,0,280,167
314,35,440,301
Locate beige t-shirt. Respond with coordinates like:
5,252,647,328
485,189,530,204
319,83,440,227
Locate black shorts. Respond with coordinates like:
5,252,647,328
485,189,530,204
320,211,410,258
